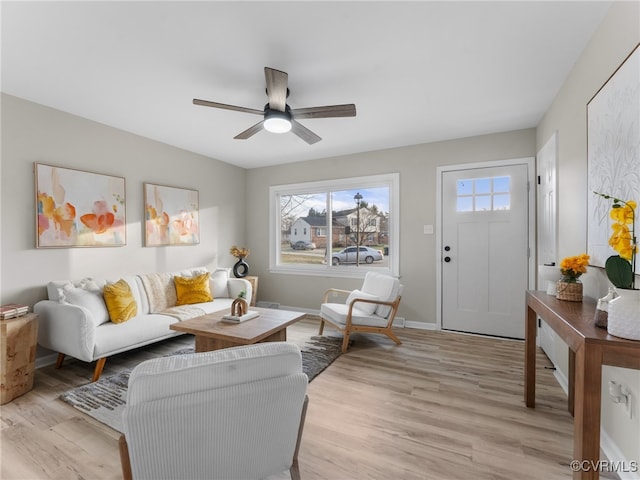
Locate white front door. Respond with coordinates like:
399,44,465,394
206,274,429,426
441,162,530,339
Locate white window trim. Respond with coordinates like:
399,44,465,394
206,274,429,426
269,173,400,278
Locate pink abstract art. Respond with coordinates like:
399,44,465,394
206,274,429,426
144,183,199,246
35,163,126,247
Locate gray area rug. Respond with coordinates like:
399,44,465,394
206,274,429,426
59,335,343,433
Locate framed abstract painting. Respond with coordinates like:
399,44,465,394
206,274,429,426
144,183,199,246
35,163,126,248
587,44,640,273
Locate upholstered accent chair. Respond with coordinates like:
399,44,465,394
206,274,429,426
119,342,309,480
319,271,403,353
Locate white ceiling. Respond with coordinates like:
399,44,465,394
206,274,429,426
1,1,612,169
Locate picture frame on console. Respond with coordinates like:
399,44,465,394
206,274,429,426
34,162,126,248
143,182,200,246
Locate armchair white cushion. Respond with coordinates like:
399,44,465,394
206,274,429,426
319,271,403,353
345,289,379,315
120,342,309,480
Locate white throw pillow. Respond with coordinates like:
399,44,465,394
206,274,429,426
345,289,379,315
76,277,106,292
210,269,230,298
60,284,110,326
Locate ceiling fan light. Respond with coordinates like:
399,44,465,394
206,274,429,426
264,111,292,133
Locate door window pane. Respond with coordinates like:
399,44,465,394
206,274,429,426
475,178,491,194
457,180,473,195
457,196,473,212
475,195,491,211
494,176,510,193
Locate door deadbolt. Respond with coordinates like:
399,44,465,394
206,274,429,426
444,256,451,262
444,246,451,251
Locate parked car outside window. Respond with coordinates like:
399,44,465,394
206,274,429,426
332,246,383,265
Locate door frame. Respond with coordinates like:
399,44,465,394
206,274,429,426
435,157,536,331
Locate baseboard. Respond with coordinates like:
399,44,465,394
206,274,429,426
600,428,640,480
404,320,437,330
554,367,569,396
36,352,58,369
278,305,320,316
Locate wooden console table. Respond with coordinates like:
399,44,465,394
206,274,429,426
525,291,640,480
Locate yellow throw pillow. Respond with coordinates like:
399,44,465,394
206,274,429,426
103,279,137,324
174,272,212,305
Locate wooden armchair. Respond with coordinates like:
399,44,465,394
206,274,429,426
319,271,403,353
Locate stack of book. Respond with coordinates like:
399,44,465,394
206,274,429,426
0,304,29,320
221,310,260,323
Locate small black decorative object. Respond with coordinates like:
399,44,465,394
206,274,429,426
233,257,249,278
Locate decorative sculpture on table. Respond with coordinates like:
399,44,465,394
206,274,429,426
231,291,248,317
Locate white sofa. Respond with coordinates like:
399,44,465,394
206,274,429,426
34,267,252,381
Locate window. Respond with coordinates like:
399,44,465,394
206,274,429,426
456,176,511,212
270,173,399,277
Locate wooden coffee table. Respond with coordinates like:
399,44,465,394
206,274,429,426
169,307,306,352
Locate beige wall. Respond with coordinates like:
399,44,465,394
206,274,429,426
536,1,640,465
1,94,247,308
246,128,536,324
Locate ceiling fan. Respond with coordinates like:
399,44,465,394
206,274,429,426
193,67,356,145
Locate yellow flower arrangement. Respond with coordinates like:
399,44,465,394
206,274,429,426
559,253,590,282
229,245,250,259
594,192,637,289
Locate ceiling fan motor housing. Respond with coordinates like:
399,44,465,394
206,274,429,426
263,104,292,133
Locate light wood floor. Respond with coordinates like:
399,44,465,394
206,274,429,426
1,317,606,479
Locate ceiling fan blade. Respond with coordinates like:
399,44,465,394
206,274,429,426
193,99,263,115
234,120,265,140
291,120,321,145
291,104,357,119
264,67,288,112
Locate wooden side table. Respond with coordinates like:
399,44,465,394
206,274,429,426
525,291,640,479
245,276,258,306
1,313,39,404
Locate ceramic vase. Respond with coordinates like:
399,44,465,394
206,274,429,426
232,257,249,278
607,288,640,341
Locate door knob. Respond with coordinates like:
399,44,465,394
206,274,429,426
444,256,451,262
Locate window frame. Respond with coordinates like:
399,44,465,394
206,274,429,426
269,173,400,278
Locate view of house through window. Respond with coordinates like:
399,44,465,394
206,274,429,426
272,175,397,275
